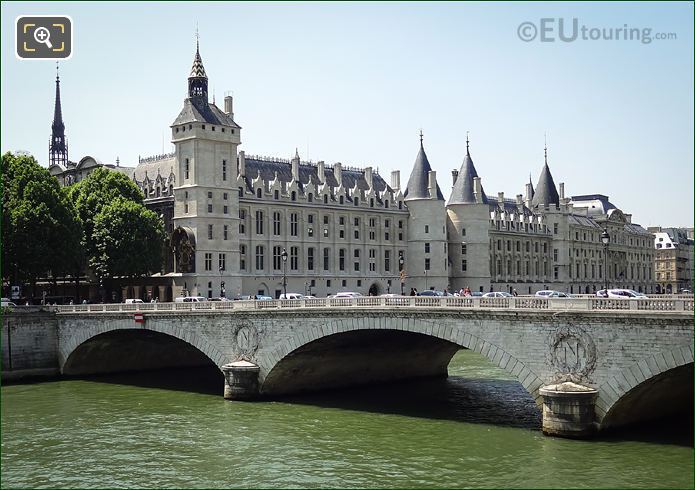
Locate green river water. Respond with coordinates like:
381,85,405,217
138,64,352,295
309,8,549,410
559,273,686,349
1,350,693,488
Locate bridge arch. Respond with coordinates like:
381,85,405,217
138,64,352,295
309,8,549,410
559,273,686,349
598,345,694,429
59,319,227,375
257,315,544,402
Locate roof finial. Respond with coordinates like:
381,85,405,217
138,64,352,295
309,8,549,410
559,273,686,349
419,128,423,147
195,22,199,52
295,147,299,159
116,156,120,167
544,132,548,165
56,61,59,81
466,131,470,155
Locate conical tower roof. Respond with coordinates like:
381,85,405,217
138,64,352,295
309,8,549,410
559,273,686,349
404,134,444,200
531,148,559,207
189,41,207,78
447,139,487,205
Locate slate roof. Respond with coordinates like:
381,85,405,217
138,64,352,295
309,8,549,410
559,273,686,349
190,45,207,78
404,143,444,200
242,158,393,197
531,163,560,207
447,149,488,205
172,98,240,127
133,157,175,182
487,197,534,217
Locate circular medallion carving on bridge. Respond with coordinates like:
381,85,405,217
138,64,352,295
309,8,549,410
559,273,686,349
234,325,259,358
548,324,597,379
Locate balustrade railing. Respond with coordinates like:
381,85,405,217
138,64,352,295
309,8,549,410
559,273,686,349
43,296,693,314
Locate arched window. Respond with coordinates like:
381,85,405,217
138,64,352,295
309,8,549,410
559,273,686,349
256,188,262,198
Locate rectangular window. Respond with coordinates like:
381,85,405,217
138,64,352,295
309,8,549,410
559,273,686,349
461,244,467,255
273,246,282,270
553,249,558,261
323,248,330,271
222,160,227,181
273,212,281,236
384,250,391,272
223,193,228,200
239,210,246,234
256,210,264,235
290,247,299,271
255,245,264,271
204,253,212,271
219,253,226,271
240,245,246,270
354,248,360,272
354,230,359,239
553,223,558,235
290,213,298,236
223,225,228,240
425,258,431,271
208,203,213,213
223,205,228,214
307,247,315,271
208,192,213,199
208,224,213,240
425,243,430,253
462,259,467,272
554,266,559,279
425,225,429,234
185,158,190,179
398,220,403,229
339,249,345,271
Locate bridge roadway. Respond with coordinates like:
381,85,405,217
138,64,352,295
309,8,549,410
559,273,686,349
14,296,695,437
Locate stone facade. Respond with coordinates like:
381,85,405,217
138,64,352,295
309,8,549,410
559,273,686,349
47,43,658,299
648,226,694,293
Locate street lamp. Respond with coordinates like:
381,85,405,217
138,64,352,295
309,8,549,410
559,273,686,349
398,253,405,295
281,248,288,299
601,229,610,292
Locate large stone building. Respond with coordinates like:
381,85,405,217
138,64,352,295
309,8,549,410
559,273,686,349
648,227,694,294
47,42,657,301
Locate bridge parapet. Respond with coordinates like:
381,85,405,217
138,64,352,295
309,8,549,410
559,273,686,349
46,296,694,314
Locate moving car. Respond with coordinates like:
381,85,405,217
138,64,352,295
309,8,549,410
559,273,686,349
596,289,647,299
535,290,556,297
1,298,17,307
328,292,362,299
174,296,208,302
279,293,304,300
482,292,514,298
548,292,573,298
125,298,144,304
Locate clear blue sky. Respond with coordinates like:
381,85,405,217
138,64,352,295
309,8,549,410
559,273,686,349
2,1,693,227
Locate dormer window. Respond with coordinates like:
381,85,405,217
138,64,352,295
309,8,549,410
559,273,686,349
212,126,215,131
202,124,206,130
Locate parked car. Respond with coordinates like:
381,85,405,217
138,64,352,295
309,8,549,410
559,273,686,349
174,296,208,303
1,298,17,307
482,292,513,298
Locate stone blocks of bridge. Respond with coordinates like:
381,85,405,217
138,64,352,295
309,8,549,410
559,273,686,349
540,382,598,438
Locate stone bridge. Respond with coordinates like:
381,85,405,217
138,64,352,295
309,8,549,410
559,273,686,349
41,296,693,436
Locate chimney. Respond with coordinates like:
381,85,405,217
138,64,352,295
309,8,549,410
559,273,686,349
334,162,342,187
224,95,233,116
364,166,373,190
559,182,565,200
238,150,246,177
451,169,459,186
317,161,325,184
525,181,533,206
473,177,483,203
625,213,632,224
428,171,437,198
516,194,523,206
391,170,400,190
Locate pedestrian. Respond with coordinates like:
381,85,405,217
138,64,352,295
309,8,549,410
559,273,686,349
512,289,518,297
409,288,416,296
69,299,74,305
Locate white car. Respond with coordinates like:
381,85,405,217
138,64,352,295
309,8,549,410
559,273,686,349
279,293,304,300
328,292,363,299
124,298,144,304
548,292,573,298
174,296,208,302
1,298,17,307
535,290,556,297
598,289,647,299
482,292,513,298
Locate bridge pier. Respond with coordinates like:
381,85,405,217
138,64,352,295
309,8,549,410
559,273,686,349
539,382,598,438
222,361,260,400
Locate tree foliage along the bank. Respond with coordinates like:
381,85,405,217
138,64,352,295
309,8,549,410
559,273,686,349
1,152,83,287
90,197,166,281
67,167,145,258
67,167,165,281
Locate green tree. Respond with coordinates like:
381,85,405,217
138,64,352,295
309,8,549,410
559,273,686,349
68,167,144,258
90,197,165,284
1,152,83,297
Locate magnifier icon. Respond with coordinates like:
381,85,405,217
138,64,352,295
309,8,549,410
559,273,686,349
33,27,53,49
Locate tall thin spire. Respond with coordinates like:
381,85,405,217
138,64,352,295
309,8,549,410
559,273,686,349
466,131,470,155
419,129,424,146
49,62,68,167
544,132,548,165
188,31,208,99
